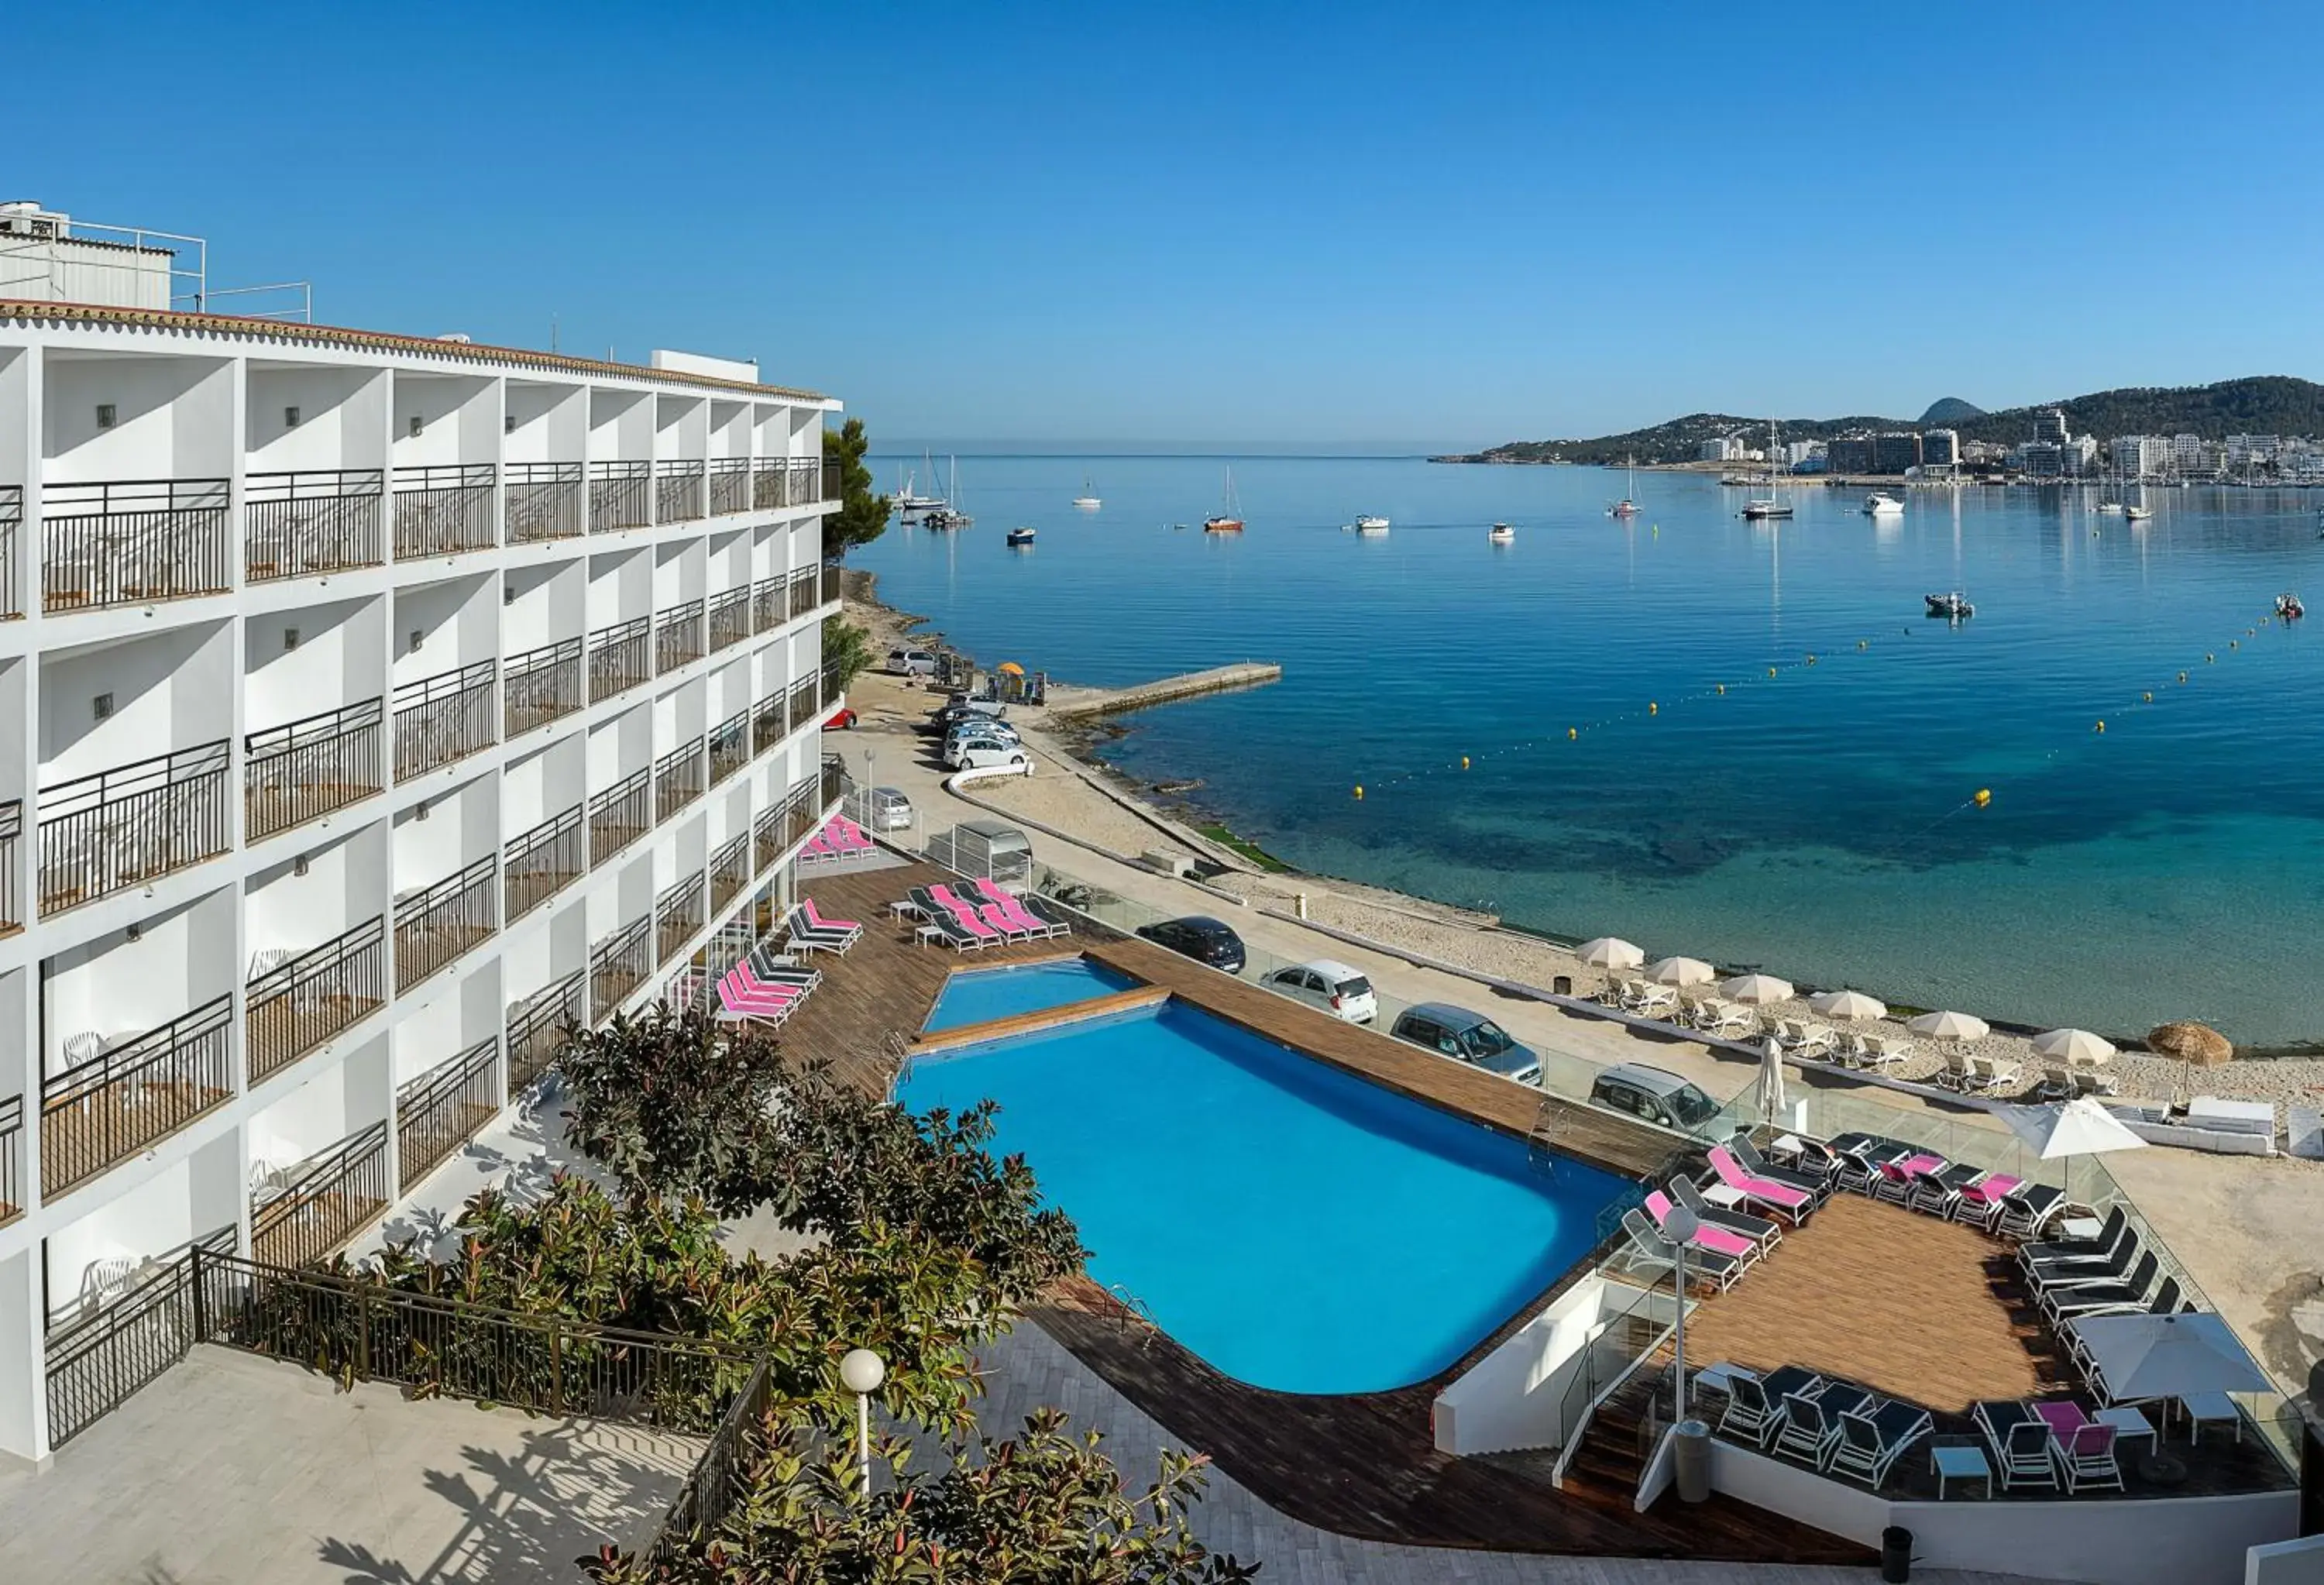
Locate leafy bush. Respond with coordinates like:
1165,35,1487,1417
557,1002,781,1216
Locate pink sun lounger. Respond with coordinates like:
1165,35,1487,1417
1645,1189,1762,1262
1708,1146,1814,1224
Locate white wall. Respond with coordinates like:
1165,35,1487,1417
42,889,231,1071
42,353,232,480
39,622,229,779
2246,1536,2324,1583
244,366,387,473
244,595,380,732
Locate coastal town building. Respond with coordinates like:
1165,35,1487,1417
1872,431,1923,473
1697,435,1742,462
0,207,847,1464
2033,406,2070,446
2112,435,2170,480
1921,428,1959,469
1827,435,1875,473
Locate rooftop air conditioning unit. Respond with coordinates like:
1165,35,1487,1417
0,202,67,239
435,332,473,344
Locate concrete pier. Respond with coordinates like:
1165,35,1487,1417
1050,662,1282,719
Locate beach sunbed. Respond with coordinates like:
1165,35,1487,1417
1645,1190,1761,1267
1772,1382,1873,1468
1721,1366,1824,1448
2027,1233,2141,1293
1827,1401,1933,1488
1951,1172,2025,1231
2039,1253,2161,1325
1874,1152,1945,1206
1729,1137,1831,1205
1707,1145,1814,1223
1614,1206,1741,1289
1973,1402,2060,1491
1672,1175,1783,1250
2021,1205,2126,1267
1861,1033,1911,1067
2054,1423,2124,1494
1996,1182,2066,1240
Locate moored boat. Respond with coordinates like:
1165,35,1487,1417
1006,526,1037,547
1925,590,1975,619
1741,497,1793,520
2124,504,2153,521
1863,493,1904,515
1488,522,1514,543
1204,463,1244,532
1352,514,1389,533
1072,475,1101,510
2278,591,2305,620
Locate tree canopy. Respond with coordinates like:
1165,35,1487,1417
823,418,892,556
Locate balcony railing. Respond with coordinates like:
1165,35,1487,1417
590,916,651,1017
820,752,845,813
393,658,496,780
397,1037,500,1193
245,468,384,580
505,461,583,545
246,697,383,841
504,804,583,923
786,782,818,848
820,458,841,504
590,460,651,532
0,1094,22,1227
43,476,232,613
822,561,843,606
589,616,651,702
0,798,19,936
752,460,790,511
394,854,498,993
44,1229,232,1450
788,567,818,622
504,638,583,737
589,768,651,865
42,994,234,1198
750,575,781,632
709,831,752,916
247,916,387,1085
655,459,705,524
656,872,706,966
707,710,751,788
654,598,705,675
392,463,496,559
751,695,782,755
507,970,584,1094
0,482,21,617
655,739,704,823
752,800,788,872
250,1123,390,1268
708,458,751,515
40,739,232,916
707,586,751,653
786,676,819,735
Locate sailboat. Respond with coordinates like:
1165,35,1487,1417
1741,421,1793,519
1071,476,1102,510
1608,455,1641,517
1204,465,1244,532
898,451,947,516
923,456,973,529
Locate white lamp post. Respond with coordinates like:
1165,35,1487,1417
839,1347,886,1500
1661,1204,1700,1422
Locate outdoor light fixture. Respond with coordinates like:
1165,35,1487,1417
95,404,116,429
504,413,516,434
92,693,113,720
409,629,424,653
839,1347,885,1500
414,799,429,820
283,628,301,652
125,921,141,943
294,854,310,877
408,415,424,438
284,405,301,428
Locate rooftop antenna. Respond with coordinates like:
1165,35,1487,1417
550,314,559,353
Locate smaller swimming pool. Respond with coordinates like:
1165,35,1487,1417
922,958,1139,1032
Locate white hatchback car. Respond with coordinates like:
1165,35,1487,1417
1263,959,1377,1023
887,647,940,677
944,732,1030,772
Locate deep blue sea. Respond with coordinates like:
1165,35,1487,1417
856,454,2324,1047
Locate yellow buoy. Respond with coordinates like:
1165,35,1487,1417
1858,639,1868,650
1353,785,1364,800
2230,639,2239,650
1648,702,1659,715
1460,755,1470,770
2143,691,2153,703
2094,720,2106,734
2207,653,2216,663
1767,666,1777,678
2178,672,2188,683
1716,683,1726,695
1567,727,1577,740
1974,788,1992,807
1807,653,1818,665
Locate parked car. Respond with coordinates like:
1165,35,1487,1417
930,698,1007,732
887,647,940,677
1389,1002,1540,1085
1263,959,1377,1023
1134,915,1247,974
825,707,858,730
1588,1063,1723,1133
942,717,1020,755
859,786,916,831
943,732,1029,772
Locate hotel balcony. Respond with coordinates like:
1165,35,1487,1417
42,477,232,614
249,1122,390,1268
246,916,387,1085
39,740,232,915
787,567,820,623
393,854,497,993
655,872,704,966
708,830,751,917
751,457,836,511
707,710,750,788
244,468,385,581
820,751,845,813
653,598,704,676
0,1095,21,1226
504,462,583,545
0,798,21,936
655,459,705,524
396,1035,500,1193
708,457,751,516
751,693,782,755
503,803,582,923
505,968,583,1094
588,767,649,866
785,676,820,736
752,799,788,872
245,698,385,842
749,575,781,633
392,659,496,781
0,483,22,618
590,460,650,533
587,617,651,703
706,586,751,653
654,738,703,824
391,464,497,560
503,638,583,738
588,916,650,1017
41,993,234,1199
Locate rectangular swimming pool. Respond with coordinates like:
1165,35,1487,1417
921,958,1139,1033
896,1000,1633,1395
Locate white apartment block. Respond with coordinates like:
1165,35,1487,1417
0,294,849,1464
2111,435,2169,480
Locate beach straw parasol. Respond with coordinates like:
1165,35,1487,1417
2148,1020,2233,1105
2032,1027,2117,1068
1810,989,1888,1021
1578,937,1645,971
1721,973,1794,1005
1906,1009,1990,1043
1648,956,1716,988
997,661,1026,675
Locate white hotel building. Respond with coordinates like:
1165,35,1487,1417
0,258,847,1463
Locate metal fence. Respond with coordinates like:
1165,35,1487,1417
397,1037,502,1192
655,459,705,524
393,658,497,780
504,461,583,544
590,460,652,532
590,917,651,1017
647,1358,775,1568
655,739,705,823
589,616,651,702
657,873,706,966
0,1094,22,1226
250,1123,392,1268
43,994,235,1198
0,482,20,617
245,698,383,841
589,768,651,865
654,598,705,675
504,804,584,923
751,695,783,755
707,586,751,652
707,710,750,787
394,854,498,993
709,831,753,916
708,458,752,516
392,463,497,559
788,566,819,622
247,916,387,1083
751,575,781,632
0,797,19,935
43,1229,234,1449
504,638,583,737
42,476,232,612
39,738,232,915
507,971,584,1094
245,467,384,579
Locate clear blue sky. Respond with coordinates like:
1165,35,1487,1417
20,1,2324,449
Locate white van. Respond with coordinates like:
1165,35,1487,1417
886,647,940,677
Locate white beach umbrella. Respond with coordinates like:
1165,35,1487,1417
1999,1096,2148,1160
1810,989,1888,1021
2032,1027,2117,1068
2068,1312,2271,1402
1648,956,1716,988
1721,973,1794,1005
1578,937,1645,971
1758,1037,1789,1129
1906,1009,1990,1042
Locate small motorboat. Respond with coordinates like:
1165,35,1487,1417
1071,475,1101,510
922,506,971,530
1353,514,1389,533
1488,522,1515,542
2097,501,2125,515
2278,591,2305,620
1924,590,1975,620
1608,498,1639,518
2124,504,2153,521
1863,493,1904,516
1006,527,1037,548
1741,498,1794,520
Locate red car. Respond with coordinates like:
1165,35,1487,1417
825,707,858,730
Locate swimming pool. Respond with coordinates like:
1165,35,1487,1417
896,1001,1633,1394
921,958,1139,1032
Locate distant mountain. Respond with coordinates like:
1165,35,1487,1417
1442,376,2324,466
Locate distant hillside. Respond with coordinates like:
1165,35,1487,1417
1920,397,1985,425
1446,376,2324,465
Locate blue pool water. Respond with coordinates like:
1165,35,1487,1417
922,958,1137,1031
895,1001,1631,1394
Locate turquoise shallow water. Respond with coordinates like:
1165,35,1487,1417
857,455,2324,1046
896,1001,1631,1394
920,958,1136,1031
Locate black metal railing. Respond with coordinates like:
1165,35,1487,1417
589,768,651,865
504,637,583,737
393,462,496,559
504,804,583,923
821,662,844,710
0,1093,22,1226
708,457,751,515
819,458,840,504
0,482,21,617
789,566,818,622
590,917,651,1016
249,1123,391,1268
786,676,819,735
504,461,583,544
751,575,781,632
393,658,496,780
246,697,383,841
245,468,384,580
753,800,788,872
589,616,651,702
646,1357,773,1567
43,477,232,613
394,854,497,993
791,456,825,507
707,710,750,787
786,781,819,847
820,753,845,813
654,598,705,675
397,1037,500,1193
44,1239,204,1449
657,872,706,966
590,459,651,532
655,459,705,524
507,971,584,1094
822,561,843,606
708,831,751,916
752,460,790,511
42,995,234,1198
40,739,232,915
0,797,19,935
707,586,751,652
655,738,704,823
247,916,387,1084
